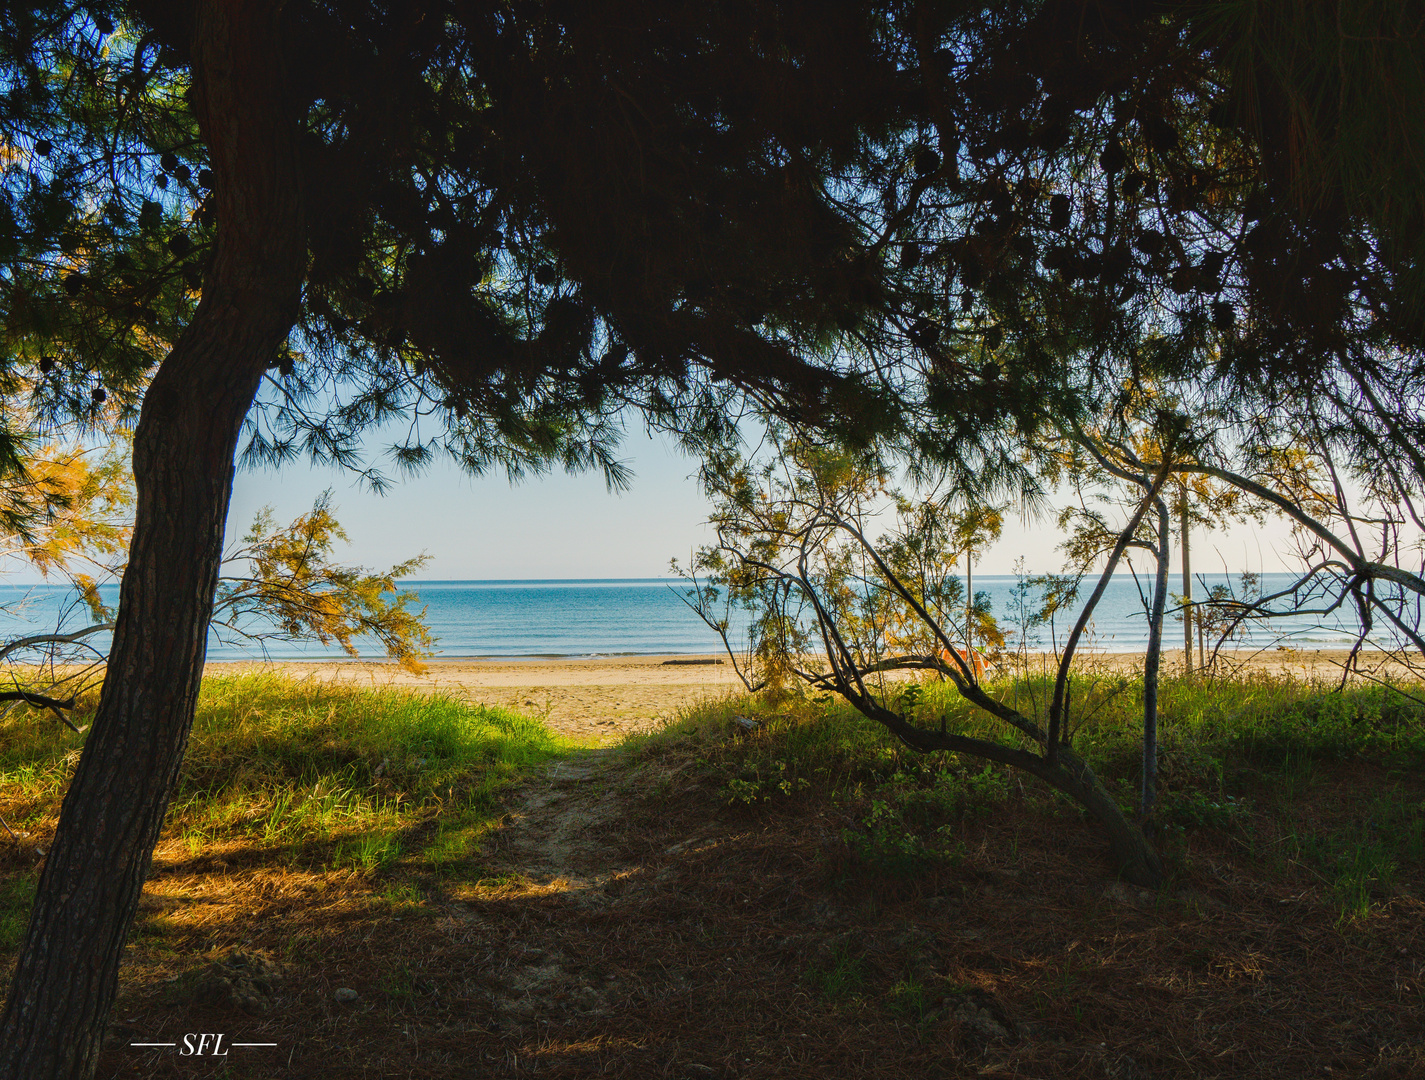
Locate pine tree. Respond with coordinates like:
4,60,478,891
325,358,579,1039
0,3,904,1073
2,2,1423,1075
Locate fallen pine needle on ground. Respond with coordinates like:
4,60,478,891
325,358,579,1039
0,665,1422,1078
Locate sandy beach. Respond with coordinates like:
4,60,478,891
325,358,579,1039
203,646,1419,745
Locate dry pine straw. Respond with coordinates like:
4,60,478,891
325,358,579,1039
1,756,1422,1080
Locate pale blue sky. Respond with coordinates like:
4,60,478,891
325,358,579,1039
226,426,720,580
225,424,1300,581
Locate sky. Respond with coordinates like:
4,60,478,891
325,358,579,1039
223,420,1303,581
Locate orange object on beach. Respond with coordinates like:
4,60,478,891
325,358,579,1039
938,645,986,680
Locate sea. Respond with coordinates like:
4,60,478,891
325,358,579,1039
0,573,1392,663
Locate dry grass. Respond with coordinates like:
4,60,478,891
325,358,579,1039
1,673,1423,1078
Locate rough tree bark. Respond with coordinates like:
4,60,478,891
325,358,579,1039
0,2,304,1076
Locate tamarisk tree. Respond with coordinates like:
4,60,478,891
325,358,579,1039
0,450,439,744
2,1,1423,1074
687,432,1164,886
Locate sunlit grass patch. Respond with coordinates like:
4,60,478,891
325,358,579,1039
0,673,579,1007
896,666,1425,775
155,675,578,871
628,667,1425,812
419,815,499,874
368,880,426,913
185,673,570,793
332,830,403,873
0,673,577,873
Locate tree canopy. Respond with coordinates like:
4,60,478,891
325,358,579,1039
2,1,1421,480
3,2,1424,1077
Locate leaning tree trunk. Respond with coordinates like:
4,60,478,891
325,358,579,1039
0,3,304,1077
873,696,1165,887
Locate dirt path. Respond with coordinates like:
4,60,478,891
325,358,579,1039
442,750,697,1042
493,752,639,894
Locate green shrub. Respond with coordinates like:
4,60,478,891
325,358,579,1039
0,674,576,874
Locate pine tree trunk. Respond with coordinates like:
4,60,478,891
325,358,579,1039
0,4,303,1076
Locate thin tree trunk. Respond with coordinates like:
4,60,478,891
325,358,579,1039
1048,458,1173,760
793,517,1167,889
0,3,303,1076
1142,496,1170,824
1180,484,1193,677
965,547,973,653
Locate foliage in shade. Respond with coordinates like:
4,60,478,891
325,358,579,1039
0,5,199,454
2,1,1422,504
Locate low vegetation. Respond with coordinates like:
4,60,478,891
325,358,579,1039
0,674,576,952
631,667,1425,917
1,667,1422,1077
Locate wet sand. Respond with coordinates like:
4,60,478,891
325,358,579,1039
203,647,1419,745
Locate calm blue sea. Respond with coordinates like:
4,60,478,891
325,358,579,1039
0,574,1384,663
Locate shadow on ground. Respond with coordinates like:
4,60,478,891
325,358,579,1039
3,745,1417,1080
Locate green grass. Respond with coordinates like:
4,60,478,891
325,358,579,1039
6,667,1422,925
634,669,1425,802
0,874,37,951
630,669,1425,917
910,666,1425,775
1277,786,1425,922
806,945,867,1002
0,673,579,875
885,976,931,1020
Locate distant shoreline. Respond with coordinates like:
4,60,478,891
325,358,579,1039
0,577,1395,660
